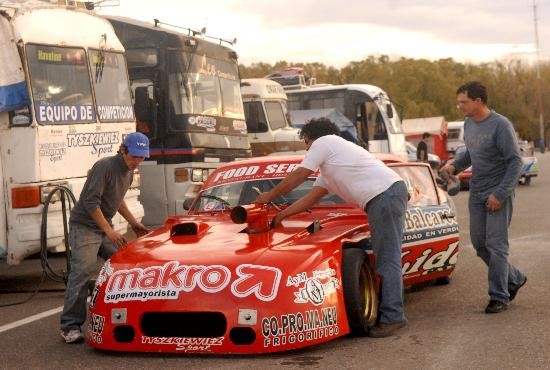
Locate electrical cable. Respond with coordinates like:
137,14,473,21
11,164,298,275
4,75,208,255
0,185,76,307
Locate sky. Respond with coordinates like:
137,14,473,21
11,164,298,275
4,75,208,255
97,0,550,68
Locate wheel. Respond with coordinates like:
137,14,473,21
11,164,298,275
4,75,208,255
342,247,378,336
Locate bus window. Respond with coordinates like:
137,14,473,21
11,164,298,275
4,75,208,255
264,101,286,130
220,76,245,119
132,81,155,138
168,54,221,120
27,44,95,124
287,95,301,111
366,102,387,140
89,50,134,122
243,101,268,133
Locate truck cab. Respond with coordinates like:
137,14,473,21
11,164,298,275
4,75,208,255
241,78,305,156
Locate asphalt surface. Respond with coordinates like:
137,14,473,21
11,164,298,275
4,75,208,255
1,152,549,370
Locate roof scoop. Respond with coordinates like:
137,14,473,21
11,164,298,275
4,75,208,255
170,222,208,238
231,204,270,234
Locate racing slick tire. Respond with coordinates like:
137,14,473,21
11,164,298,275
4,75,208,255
342,247,378,336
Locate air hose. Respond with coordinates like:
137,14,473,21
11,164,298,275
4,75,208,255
0,185,76,307
40,185,77,283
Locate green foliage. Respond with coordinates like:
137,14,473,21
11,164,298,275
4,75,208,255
239,56,549,140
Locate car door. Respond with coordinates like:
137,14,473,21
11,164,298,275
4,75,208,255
390,164,460,285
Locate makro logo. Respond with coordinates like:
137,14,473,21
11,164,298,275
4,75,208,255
104,262,282,303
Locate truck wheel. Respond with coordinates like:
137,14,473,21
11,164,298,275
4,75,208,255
342,247,378,336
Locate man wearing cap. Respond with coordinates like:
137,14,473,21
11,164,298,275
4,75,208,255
60,132,150,344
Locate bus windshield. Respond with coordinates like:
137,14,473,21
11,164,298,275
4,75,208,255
27,44,95,124
88,50,134,122
167,51,244,125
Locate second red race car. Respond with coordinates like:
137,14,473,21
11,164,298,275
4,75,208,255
87,155,459,354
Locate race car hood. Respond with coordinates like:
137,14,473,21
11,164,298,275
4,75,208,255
113,205,367,266
96,205,368,307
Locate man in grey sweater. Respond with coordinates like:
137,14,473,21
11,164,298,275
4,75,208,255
441,81,527,314
60,132,150,343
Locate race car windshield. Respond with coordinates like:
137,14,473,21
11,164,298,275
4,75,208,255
193,178,344,211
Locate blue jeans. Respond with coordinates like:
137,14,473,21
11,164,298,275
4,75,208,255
366,181,408,324
469,191,525,303
60,223,118,331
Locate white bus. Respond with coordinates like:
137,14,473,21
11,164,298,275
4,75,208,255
241,78,305,156
285,83,407,159
0,2,142,265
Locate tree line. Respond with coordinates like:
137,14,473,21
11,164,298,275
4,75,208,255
240,57,550,142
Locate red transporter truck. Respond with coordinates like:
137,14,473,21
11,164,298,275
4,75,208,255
402,116,450,162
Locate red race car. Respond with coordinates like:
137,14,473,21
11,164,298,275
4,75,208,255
88,155,459,354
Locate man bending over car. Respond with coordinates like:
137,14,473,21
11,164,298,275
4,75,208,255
256,118,408,338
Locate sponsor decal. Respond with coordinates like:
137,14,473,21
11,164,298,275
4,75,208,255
261,306,339,347
141,336,224,352
66,131,119,157
188,116,216,131
402,241,459,277
97,105,134,121
89,287,100,308
49,128,63,137
36,103,95,123
265,84,285,95
405,207,457,231
39,142,67,162
287,268,339,306
198,55,237,81
232,120,247,133
102,262,281,303
87,313,105,344
211,163,306,186
96,260,113,287
403,207,458,243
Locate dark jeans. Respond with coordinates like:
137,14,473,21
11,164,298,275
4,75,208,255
469,192,525,303
366,181,408,323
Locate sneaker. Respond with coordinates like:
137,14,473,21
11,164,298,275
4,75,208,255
509,276,527,302
485,300,508,314
368,320,407,338
60,329,84,344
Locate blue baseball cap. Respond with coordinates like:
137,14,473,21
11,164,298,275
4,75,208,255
124,132,150,158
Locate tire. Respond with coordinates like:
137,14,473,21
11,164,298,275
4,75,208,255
342,247,378,336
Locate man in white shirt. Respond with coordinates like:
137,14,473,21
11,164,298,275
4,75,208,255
256,118,408,337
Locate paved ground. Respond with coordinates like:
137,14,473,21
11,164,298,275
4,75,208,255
1,152,549,369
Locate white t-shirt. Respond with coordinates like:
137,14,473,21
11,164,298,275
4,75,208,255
300,135,402,209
